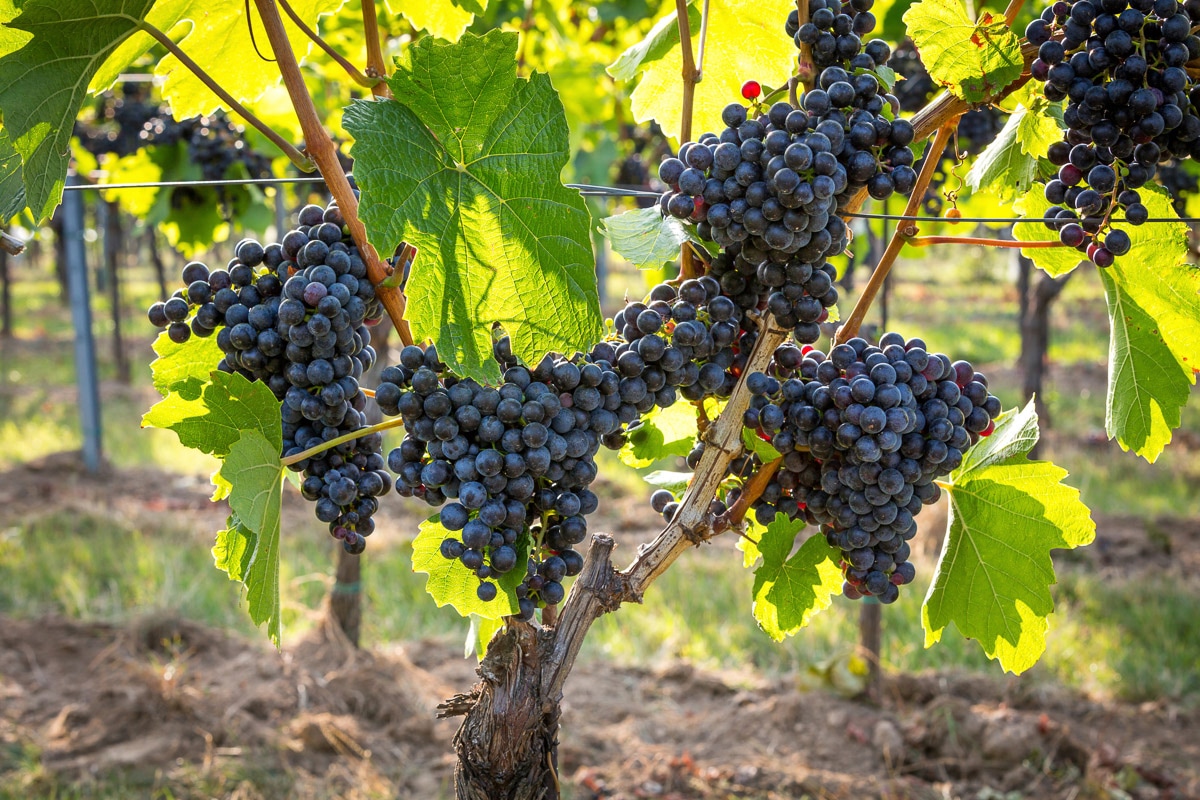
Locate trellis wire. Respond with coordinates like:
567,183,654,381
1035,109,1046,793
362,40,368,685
65,174,664,199
54,175,1200,223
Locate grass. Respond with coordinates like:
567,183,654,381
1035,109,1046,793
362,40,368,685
2,506,1198,706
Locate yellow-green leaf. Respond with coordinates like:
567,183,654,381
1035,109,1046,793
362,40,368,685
384,0,486,41
411,515,530,619
1097,191,1200,461
143,370,282,458
1011,187,1087,277
91,0,345,120
924,402,1096,674
903,0,1022,104
218,430,285,647
752,513,842,640
0,0,157,221
609,0,796,141
343,31,600,382
619,401,700,468
602,207,704,270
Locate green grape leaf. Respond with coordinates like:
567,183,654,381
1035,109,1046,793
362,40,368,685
873,65,897,91
0,127,26,223
465,614,505,660
619,401,700,468
91,0,344,120
608,0,797,140
752,513,842,640
0,0,157,221
412,515,529,619
217,430,285,648
383,0,486,42
343,31,600,383
148,330,224,401
737,515,766,568
642,469,694,494
924,401,1096,674
1015,97,1066,160
607,7,683,82
902,0,1022,104
143,370,282,458
965,105,1051,202
213,513,257,584
1011,187,1087,277
1096,192,1200,461
601,207,706,270
742,427,782,462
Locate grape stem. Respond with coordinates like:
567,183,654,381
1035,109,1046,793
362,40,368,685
0,230,24,256
696,0,712,80
674,0,699,144
361,0,394,98
795,0,816,92
835,121,958,345
725,456,782,526
280,416,405,467
541,603,559,627
135,21,313,172
1003,0,1027,24
907,235,1070,248
277,0,379,88
251,0,415,346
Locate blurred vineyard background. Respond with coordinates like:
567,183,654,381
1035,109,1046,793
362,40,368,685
1,0,1199,797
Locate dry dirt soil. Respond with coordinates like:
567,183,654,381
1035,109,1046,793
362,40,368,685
1,613,1198,800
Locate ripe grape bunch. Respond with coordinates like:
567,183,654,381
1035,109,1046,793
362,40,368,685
1027,0,1200,266
147,201,389,554
374,338,644,616
611,275,756,404
742,334,1002,602
789,0,881,71
656,1,915,345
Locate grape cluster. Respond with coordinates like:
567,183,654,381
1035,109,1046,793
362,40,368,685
889,40,936,113
376,339,629,615
656,78,914,341
789,0,880,71
742,334,1002,601
74,82,164,158
1029,0,1200,265
147,202,388,552
611,275,753,402
186,114,273,181
75,83,272,181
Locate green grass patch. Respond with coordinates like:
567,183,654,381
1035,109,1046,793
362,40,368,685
3,511,1198,705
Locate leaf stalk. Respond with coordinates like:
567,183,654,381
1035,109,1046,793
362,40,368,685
135,21,313,171
251,0,414,345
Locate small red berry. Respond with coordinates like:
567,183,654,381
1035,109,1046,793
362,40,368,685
801,344,814,355
741,80,762,100
981,419,996,437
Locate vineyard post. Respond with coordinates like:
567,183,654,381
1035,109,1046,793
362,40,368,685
62,174,102,474
101,200,130,384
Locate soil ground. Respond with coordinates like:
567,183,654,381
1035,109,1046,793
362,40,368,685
1,612,1198,800
1,460,1199,800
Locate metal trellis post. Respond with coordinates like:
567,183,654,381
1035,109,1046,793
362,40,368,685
63,171,103,473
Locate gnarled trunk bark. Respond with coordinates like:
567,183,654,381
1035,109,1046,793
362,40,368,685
438,535,624,800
